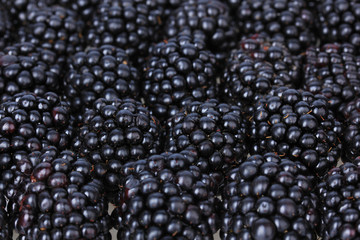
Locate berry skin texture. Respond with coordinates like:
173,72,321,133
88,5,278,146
317,162,360,240
143,34,217,121
221,153,319,240
72,97,162,201
65,45,140,113
249,88,342,177
166,99,248,185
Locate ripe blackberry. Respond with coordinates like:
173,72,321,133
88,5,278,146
0,42,63,100
302,43,360,112
85,0,163,65
166,99,248,184
233,0,316,53
0,6,12,50
112,152,220,240
14,148,112,239
65,45,140,113
165,0,238,61
249,88,342,177
143,34,217,121
44,0,100,20
315,0,360,46
0,0,45,25
19,5,85,56
317,162,360,239
72,97,162,200
221,153,320,240
221,37,301,112
340,98,360,161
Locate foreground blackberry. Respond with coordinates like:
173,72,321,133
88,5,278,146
72,98,162,200
19,5,84,56
0,6,12,50
14,148,112,239
221,153,319,240
85,0,163,65
165,0,238,61
65,45,140,113
0,42,63,100
166,99,248,184
143,34,216,121
112,152,220,240
233,0,316,53
317,162,360,239
249,88,342,177
303,43,360,112
315,0,360,46
221,37,301,111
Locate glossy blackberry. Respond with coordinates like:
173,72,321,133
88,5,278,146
143,34,216,121
65,45,140,113
19,5,85,56
14,148,112,239
315,0,360,46
72,98,162,200
221,153,320,240
340,98,360,161
302,43,360,112
249,88,342,177
85,0,163,65
112,152,220,240
165,0,238,61
0,6,12,50
166,99,248,184
0,0,45,25
317,162,360,239
0,42,64,100
233,0,316,53
221,37,301,111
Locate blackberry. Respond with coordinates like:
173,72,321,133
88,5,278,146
14,148,112,239
0,190,11,239
44,0,100,20
0,42,63,100
221,153,320,240
315,0,360,46
112,152,220,240
221,37,301,112
143,34,217,121
72,97,162,200
340,97,360,161
302,43,360,113
317,162,360,239
166,99,248,184
249,88,342,177
0,0,46,25
19,5,85,56
65,45,140,113
85,0,163,65
165,0,238,61
233,0,316,53
0,6,12,50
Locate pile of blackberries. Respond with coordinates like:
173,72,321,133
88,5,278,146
1,0,360,239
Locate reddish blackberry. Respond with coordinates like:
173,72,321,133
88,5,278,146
0,6,12,50
233,0,316,53
65,45,140,113
221,37,301,111
19,5,85,56
221,153,320,240
317,162,360,239
72,97,162,201
0,42,64,100
166,99,248,184
165,0,238,61
111,152,220,240
14,148,112,239
302,43,360,112
85,0,163,65
249,88,342,177
143,34,217,121
315,0,360,46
